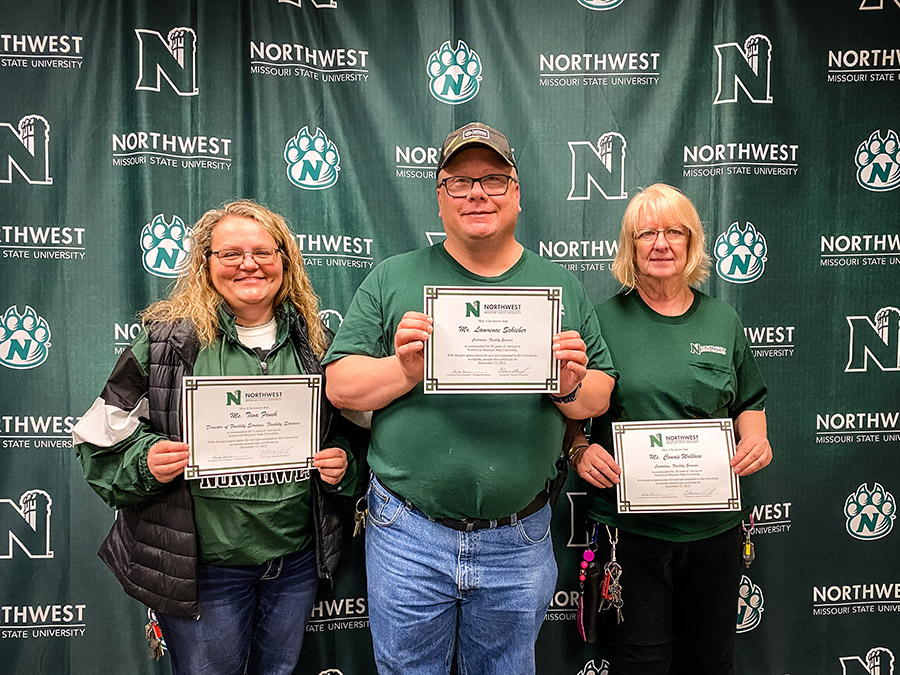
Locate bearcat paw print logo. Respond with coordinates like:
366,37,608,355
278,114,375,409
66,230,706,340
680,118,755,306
141,214,191,278
577,0,626,10
715,222,767,283
427,40,482,104
736,575,764,633
845,483,896,540
855,129,900,192
578,659,610,675
285,127,341,189
0,305,52,369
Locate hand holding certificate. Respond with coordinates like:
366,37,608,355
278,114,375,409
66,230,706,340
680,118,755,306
181,375,321,479
423,286,562,394
614,419,741,513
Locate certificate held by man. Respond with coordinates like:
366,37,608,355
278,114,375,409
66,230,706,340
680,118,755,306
181,375,321,479
614,418,741,513
423,286,562,394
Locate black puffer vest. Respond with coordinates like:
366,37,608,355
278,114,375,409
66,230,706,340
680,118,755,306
98,312,344,619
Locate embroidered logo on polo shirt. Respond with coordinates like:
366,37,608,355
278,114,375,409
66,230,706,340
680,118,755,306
690,343,727,356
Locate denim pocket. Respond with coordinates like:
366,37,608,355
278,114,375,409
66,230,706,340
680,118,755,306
367,478,406,527
515,503,552,545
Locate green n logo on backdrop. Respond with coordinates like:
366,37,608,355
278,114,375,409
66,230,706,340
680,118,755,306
0,491,53,559
567,132,628,201
135,28,198,96
714,35,773,104
0,115,52,185
845,307,900,372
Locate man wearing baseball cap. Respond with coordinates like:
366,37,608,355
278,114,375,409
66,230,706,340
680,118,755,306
324,122,617,674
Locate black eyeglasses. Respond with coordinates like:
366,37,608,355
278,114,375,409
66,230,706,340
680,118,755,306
439,174,517,197
208,248,281,266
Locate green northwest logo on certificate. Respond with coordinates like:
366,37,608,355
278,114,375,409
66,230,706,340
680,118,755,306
465,301,480,317
226,390,241,405
649,433,663,448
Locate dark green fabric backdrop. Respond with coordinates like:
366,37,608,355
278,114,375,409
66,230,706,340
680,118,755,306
1,1,897,673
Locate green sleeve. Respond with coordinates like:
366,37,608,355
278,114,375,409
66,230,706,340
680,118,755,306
731,329,768,416
323,266,390,364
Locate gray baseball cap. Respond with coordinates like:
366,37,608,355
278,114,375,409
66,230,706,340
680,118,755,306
436,122,517,173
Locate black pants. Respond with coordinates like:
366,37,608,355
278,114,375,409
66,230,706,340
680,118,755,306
595,525,744,675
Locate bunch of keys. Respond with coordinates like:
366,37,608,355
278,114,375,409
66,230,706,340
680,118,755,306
145,618,164,661
353,496,367,537
742,517,756,568
599,526,624,624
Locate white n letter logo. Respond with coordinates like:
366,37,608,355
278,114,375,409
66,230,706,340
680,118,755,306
135,28,198,96
714,35,773,105
0,490,53,559
839,647,895,675
567,132,627,201
845,307,900,372
0,116,52,185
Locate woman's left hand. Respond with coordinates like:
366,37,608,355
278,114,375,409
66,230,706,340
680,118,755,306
314,446,349,485
730,432,772,476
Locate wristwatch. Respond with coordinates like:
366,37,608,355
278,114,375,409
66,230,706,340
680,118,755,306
548,382,581,404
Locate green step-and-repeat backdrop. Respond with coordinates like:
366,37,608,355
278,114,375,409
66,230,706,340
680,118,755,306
1,1,898,674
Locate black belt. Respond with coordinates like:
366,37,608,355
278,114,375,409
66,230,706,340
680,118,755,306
379,481,549,533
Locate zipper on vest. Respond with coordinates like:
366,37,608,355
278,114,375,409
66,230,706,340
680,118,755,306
250,346,271,375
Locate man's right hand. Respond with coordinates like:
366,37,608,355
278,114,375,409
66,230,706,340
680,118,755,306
394,311,433,382
147,440,190,483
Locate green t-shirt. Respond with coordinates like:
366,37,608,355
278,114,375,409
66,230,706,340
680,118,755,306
586,289,767,541
324,244,617,520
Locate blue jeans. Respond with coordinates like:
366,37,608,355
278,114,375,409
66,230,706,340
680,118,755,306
365,473,557,675
156,547,319,675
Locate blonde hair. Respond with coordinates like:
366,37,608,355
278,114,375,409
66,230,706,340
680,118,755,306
611,183,711,289
140,199,327,357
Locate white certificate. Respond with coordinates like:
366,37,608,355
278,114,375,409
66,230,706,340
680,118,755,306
614,419,741,513
423,286,562,394
181,375,321,479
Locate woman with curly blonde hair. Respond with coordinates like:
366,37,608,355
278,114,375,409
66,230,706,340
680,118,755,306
74,199,358,675
141,199,327,354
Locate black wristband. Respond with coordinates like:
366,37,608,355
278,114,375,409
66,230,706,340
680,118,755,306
548,382,581,404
